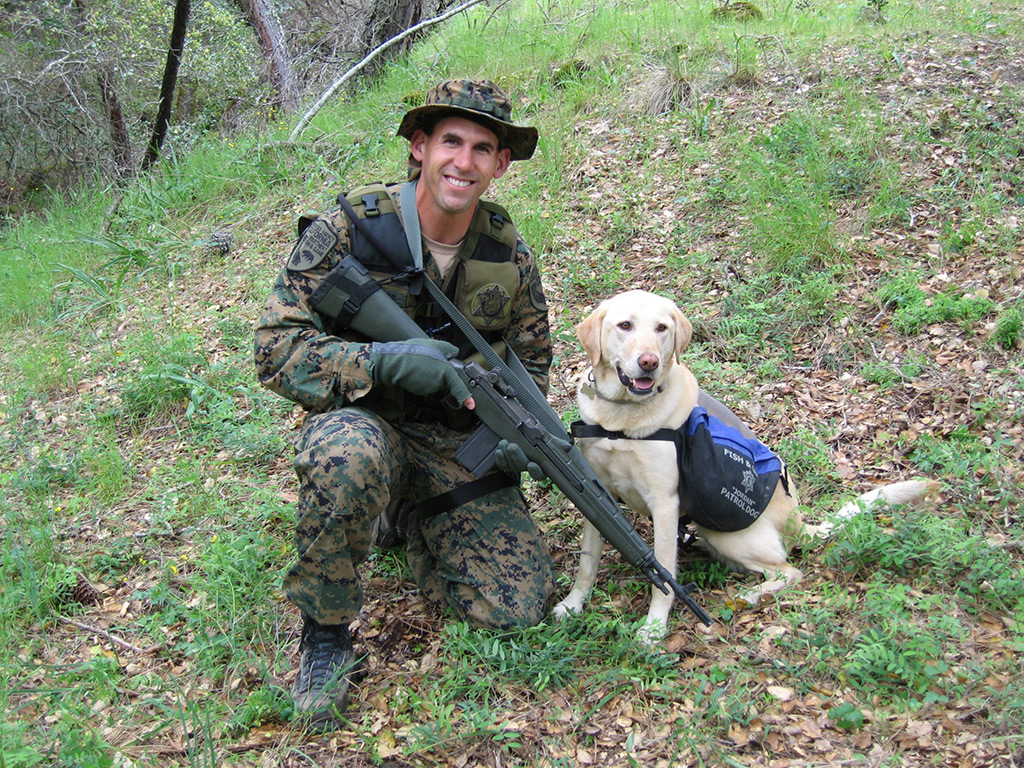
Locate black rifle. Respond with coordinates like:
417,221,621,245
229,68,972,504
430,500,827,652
451,361,713,626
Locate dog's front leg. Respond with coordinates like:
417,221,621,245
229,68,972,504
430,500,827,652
637,503,680,645
552,520,604,618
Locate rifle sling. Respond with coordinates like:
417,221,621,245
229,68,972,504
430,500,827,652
397,182,567,439
416,473,518,520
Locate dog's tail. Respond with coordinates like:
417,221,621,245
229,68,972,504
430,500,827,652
807,479,940,541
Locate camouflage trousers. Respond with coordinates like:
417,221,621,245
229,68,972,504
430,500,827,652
284,407,555,629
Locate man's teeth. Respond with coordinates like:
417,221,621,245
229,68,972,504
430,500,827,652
447,177,472,187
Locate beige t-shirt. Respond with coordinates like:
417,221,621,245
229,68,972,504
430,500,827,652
424,235,462,281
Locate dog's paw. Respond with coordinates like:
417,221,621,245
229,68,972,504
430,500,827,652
552,600,582,620
637,618,669,646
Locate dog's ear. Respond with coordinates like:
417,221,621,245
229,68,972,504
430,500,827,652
575,308,605,366
672,306,693,360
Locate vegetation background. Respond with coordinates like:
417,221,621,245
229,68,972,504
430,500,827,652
1,0,1022,766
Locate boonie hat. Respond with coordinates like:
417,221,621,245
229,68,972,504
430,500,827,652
397,78,538,161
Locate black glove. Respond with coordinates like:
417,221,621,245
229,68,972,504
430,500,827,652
369,340,472,404
494,439,545,481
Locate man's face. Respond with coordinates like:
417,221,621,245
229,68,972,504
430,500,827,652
410,115,511,224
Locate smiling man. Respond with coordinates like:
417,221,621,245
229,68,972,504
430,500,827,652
411,116,510,231
254,79,554,731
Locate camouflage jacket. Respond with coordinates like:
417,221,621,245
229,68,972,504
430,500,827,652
254,183,552,420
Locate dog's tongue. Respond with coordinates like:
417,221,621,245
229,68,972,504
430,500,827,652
631,377,655,392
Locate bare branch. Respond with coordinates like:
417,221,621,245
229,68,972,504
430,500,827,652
58,617,164,655
289,0,488,142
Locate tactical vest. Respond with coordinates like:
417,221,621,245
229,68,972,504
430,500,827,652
298,182,523,423
324,183,521,357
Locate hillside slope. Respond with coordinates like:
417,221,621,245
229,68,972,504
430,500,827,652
1,2,1023,766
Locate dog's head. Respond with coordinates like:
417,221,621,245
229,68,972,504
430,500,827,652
576,290,693,397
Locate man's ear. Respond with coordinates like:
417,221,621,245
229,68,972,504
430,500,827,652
409,129,428,163
492,148,511,180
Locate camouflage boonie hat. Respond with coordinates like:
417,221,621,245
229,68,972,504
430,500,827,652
397,78,538,161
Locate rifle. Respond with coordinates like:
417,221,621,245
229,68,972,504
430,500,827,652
311,252,713,627
451,361,713,627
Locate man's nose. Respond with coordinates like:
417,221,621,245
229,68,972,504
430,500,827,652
451,144,473,170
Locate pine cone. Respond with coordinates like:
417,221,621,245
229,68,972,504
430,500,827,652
206,229,234,256
72,572,101,606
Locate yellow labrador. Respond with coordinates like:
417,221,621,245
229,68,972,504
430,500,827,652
553,290,935,642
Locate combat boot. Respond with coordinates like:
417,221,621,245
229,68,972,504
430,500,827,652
290,616,355,730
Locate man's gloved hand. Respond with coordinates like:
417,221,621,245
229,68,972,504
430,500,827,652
495,439,545,481
369,340,473,406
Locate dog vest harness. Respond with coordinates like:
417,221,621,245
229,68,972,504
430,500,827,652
571,406,786,532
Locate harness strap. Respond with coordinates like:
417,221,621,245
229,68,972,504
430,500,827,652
570,421,676,442
416,473,518,520
571,420,700,528
337,192,406,271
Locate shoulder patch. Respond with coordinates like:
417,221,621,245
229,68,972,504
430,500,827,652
529,270,548,312
287,218,338,272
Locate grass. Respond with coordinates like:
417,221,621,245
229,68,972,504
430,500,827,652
1,0,1023,765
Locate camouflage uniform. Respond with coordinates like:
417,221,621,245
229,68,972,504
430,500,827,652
254,181,555,630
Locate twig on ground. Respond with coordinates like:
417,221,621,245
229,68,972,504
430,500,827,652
59,616,164,655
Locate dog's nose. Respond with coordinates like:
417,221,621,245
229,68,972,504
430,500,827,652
638,353,659,372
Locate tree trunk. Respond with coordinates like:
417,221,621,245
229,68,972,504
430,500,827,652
142,0,191,171
72,0,133,176
97,70,132,176
361,0,425,79
238,0,299,112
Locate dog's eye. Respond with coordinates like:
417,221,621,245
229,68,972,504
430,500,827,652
617,321,632,331
656,324,668,332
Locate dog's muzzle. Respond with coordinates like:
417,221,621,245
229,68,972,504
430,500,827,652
617,367,657,396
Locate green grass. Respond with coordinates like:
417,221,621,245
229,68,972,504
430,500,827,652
1,0,1023,765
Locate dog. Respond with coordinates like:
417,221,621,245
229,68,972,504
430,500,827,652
552,290,936,643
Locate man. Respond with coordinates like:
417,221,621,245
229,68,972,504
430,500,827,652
254,79,555,730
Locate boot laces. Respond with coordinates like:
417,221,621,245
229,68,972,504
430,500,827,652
299,621,352,692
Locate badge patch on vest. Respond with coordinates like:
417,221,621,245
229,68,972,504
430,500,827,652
287,218,337,272
529,271,548,312
675,406,783,532
470,284,512,328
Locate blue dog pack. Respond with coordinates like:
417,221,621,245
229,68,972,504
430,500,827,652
674,406,783,531
571,405,785,532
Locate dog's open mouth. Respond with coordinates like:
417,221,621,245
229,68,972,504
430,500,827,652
617,368,657,396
